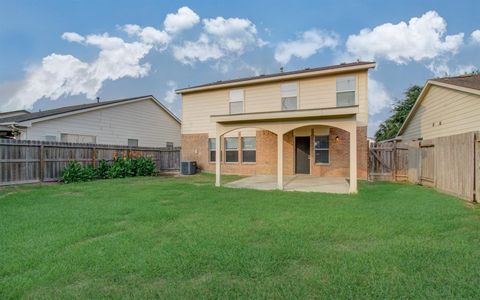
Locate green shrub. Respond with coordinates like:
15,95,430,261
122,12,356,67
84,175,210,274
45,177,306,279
107,157,134,178
96,160,111,179
61,156,156,183
61,161,86,183
132,157,156,176
83,165,97,181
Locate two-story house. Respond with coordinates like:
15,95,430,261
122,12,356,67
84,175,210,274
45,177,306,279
177,61,376,193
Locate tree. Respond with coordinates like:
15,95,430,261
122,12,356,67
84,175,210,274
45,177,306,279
374,85,423,141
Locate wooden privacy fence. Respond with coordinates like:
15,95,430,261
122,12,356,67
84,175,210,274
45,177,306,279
368,140,408,181
0,139,180,186
369,131,479,202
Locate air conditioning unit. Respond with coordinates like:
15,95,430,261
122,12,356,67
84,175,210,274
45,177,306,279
181,161,197,175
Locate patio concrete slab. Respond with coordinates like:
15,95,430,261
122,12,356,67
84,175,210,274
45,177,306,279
225,175,350,193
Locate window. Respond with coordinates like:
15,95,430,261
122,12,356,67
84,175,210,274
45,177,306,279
225,137,239,162
242,137,256,163
208,138,216,162
128,139,138,147
61,133,96,144
166,142,173,149
229,89,244,114
314,136,329,164
336,76,356,107
45,135,57,142
281,83,297,110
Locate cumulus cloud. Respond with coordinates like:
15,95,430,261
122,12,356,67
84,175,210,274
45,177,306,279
164,6,200,33
427,60,478,77
346,11,464,64
471,30,480,43
121,24,170,47
62,32,85,43
1,33,151,111
368,77,392,115
163,81,178,104
173,16,265,64
274,29,339,65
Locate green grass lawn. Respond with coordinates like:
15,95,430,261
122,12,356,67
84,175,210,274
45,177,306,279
1,174,479,299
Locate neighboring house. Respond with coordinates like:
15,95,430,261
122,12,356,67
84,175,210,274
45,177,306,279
0,95,181,147
397,74,480,141
177,61,376,192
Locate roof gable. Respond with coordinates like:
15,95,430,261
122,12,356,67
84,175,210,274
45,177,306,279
397,76,480,137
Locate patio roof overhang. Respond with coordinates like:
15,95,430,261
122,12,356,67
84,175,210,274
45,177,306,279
210,105,358,124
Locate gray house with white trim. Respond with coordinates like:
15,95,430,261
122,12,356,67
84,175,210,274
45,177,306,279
0,95,181,147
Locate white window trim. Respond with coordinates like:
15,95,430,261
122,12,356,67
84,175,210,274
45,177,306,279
229,89,244,114
224,137,239,163
241,136,256,164
336,76,357,106
314,135,330,165
208,138,216,162
280,82,299,110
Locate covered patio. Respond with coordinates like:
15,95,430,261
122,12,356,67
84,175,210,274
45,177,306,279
211,106,360,193
225,175,350,193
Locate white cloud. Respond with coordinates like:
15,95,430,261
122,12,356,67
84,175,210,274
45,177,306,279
122,24,170,47
173,16,265,64
368,77,392,115
1,33,151,111
173,34,224,64
471,30,480,43
163,81,178,104
427,60,478,77
346,11,464,64
274,29,338,65
164,6,200,33
61,32,85,43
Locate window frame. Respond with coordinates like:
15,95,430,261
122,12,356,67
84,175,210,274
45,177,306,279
60,133,96,144
128,139,139,147
336,76,357,107
241,136,256,164
229,89,244,114
208,138,216,162
281,82,298,111
314,135,330,164
224,137,239,163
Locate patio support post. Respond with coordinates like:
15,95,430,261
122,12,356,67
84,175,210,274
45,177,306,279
349,124,357,193
277,132,284,190
215,130,222,187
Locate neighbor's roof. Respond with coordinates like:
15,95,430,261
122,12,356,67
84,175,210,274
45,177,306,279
0,109,30,117
432,74,480,91
397,74,480,137
176,61,376,94
0,95,181,125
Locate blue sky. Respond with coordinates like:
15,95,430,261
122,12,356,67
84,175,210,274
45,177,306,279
1,0,479,136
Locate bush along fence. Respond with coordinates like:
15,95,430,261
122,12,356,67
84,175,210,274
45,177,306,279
62,157,156,183
369,131,479,202
0,139,180,186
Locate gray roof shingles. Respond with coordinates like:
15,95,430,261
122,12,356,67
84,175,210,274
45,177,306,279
432,74,480,91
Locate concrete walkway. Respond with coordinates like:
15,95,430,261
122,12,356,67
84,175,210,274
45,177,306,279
225,175,350,193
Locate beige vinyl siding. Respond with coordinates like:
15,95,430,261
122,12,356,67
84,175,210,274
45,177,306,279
402,85,480,140
182,70,369,135
23,99,181,147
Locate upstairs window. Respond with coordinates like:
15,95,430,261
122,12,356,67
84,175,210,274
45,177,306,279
242,137,256,163
336,76,356,107
281,83,297,111
208,138,216,162
229,89,244,114
225,137,239,162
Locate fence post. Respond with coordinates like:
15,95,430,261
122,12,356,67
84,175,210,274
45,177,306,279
92,146,97,167
392,140,397,181
39,144,45,182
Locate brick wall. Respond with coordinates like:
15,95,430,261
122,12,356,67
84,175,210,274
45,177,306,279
181,126,368,179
